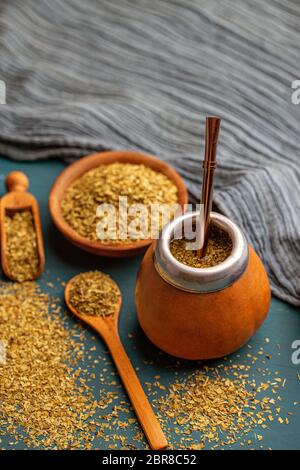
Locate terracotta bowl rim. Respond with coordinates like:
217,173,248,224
49,150,189,255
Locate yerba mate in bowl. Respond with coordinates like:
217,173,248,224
67,271,121,317
49,151,188,258
60,162,178,243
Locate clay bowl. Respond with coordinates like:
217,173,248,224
49,150,188,258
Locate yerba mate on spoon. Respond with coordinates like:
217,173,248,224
65,271,168,451
0,171,45,282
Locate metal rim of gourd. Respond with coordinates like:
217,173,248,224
154,211,249,293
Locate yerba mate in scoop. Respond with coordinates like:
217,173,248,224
4,210,39,282
0,172,45,282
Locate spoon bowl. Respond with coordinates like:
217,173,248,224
65,272,122,343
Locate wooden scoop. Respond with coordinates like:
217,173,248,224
0,171,45,281
197,117,221,257
65,273,168,450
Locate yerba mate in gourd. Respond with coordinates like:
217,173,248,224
135,211,270,360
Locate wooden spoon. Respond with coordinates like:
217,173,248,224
0,171,45,281
65,273,168,450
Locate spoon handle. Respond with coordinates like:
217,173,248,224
105,332,168,450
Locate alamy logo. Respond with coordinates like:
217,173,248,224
0,80,6,104
0,340,6,365
291,340,300,365
291,80,300,105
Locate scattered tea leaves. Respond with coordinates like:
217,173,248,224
0,281,102,449
153,357,294,449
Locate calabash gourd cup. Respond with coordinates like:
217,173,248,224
135,211,271,360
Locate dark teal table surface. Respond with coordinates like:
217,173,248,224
0,156,299,450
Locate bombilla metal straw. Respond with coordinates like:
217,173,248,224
197,116,221,258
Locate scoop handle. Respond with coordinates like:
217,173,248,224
5,171,29,192
105,331,168,450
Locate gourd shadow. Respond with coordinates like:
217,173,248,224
129,316,251,375
129,319,203,374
